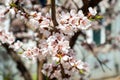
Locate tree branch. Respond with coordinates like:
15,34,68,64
70,30,87,48
2,43,32,80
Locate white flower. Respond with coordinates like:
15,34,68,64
57,39,70,53
52,56,60,62
75,60,84,69
40,29,51,37
57,25,74,36
88,7,97,16
10,40,23,50
61,12,70,20
40,18,51,28
69,58,85,70
32,47,40,56
77,10,84,18
62,55,69,61
7,33,15,44
70,9,76,16
52,53,69,63
29,18,40,28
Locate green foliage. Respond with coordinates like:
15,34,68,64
32,73,37,80
9,1,18,8
89,15,103,21
95,15,103,19
56,61,60,64
17,51,23,54
3,73,11,80
79,69,84,74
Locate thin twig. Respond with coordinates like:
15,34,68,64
51,0,58,27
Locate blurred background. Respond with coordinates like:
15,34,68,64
0,0,120,80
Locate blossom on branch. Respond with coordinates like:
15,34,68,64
0,0,99,79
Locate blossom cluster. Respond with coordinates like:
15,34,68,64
23,47,40,60
21,32,89,79
0,1,97,79
57,10,91,36
27,8,96,37
0,29,23,50
0,29,15,44
40,33,89,79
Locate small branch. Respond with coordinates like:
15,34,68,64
51,0,58,27
60,63,66,78
96,56,111,72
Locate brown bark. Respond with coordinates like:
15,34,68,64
70,30,87,48
37,59,44,80
51,0,58,27
81,0,89,15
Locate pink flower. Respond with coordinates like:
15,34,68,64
23,48,33,59
78,17,91,30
